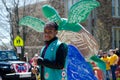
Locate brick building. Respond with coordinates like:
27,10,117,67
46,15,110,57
16,0,120,58
58,0,120,51
97,0,120,50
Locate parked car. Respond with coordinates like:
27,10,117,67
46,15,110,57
0,50,35,80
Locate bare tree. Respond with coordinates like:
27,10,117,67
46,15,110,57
95,19,111,51
0,0,44,59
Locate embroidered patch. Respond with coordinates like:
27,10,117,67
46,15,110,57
62,70,66,78
45,72,49,79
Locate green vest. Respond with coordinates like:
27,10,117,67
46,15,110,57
40,40,67,80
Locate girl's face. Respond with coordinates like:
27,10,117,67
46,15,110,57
43,26,58,41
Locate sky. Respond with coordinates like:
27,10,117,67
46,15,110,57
0,0,47,48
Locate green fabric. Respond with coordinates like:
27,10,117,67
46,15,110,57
42,5,62,23
90,55,106,73
19,0,100,32
40,40,67,80
58,18,82,32
19,16,45,32
41,0,100,32
41,5,83,32
68,0,100,23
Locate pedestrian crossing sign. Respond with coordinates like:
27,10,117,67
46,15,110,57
14,36,24,47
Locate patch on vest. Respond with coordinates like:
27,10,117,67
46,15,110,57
45,72,49,79
62,70,66,78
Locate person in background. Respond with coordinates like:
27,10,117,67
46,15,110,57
23,52,29,62
101,52,111,80
115,48,120,79
30,54,41,80
97,50,103,58
109,49,119,80
32,22,68,80
30,54,39,67
115,48,120,68
115,48,120,57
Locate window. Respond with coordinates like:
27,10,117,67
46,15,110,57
68,0,73,10
112,0,120,17
112,27,120,49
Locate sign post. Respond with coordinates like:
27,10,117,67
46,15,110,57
14,36,24,60
14,35,24,47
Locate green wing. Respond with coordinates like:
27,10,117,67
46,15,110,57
68,0,100,24
42,5,62,25
19,16,45,32
41,5,83,32
58,18,83,32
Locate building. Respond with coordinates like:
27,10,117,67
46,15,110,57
58,0,120,50
111,0,120,49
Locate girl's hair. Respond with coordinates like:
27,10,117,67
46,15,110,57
45,22,58,30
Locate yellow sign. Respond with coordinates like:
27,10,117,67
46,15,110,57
14,36,24,47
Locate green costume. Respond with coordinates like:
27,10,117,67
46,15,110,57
40,40,67,80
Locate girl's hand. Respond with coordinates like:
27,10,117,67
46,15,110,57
31,67,38,74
